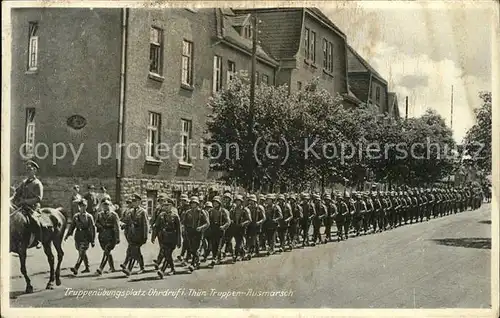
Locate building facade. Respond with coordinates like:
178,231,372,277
233,8,361,107
347,45,389,113
10,7,279,214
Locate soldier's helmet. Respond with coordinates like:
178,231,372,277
277,194,286,201
312,193,320,200
289,194,297,201
259,194,266,201
248,194,258,202
205,201,213,209
78,197,89,206
302,193,310,200
344,192,351,198
212,196,222,204
324,194,331,201
266,193,275,200
158,193,168,201
223,192,233,200
234,194,244,202
180,193,189,202
190,196,200,205
408,191,413,196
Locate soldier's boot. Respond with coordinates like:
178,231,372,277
81,254,90,273
29,214,43,249
96,254,107,275
107,254,116,272
136,253,145,274
71,255,82,275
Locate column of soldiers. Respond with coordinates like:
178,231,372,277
65,185,485,279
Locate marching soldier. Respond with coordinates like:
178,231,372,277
83,185,99,220
277,194,292,251
335,194,349,240
351,192,362,236
152,193,168,267
364,192,375,234
206,196,231,265
120,193,148,276
323,194,336,243
152,197,181,278
11,160,44,249
299,193,314,247
288,194,303,248
230,195,251,261
258,193,268,252
246,194,266,257
222,192,235,258
177,193,191,265
262,194,282,254
310,194,326,245
182,196,210,272
65,197,96,275
95,197,120,275
372,191,382,232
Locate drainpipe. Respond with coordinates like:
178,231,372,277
366,73,373,107
116,8,128,205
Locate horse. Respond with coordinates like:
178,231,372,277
10,203,67,293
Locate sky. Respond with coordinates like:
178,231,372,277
320,1,494,143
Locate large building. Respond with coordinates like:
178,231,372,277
10,7,379,214
10,8,283,214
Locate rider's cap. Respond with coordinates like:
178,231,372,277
132,193,142,201
26,160,39,170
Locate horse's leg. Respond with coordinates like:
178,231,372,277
53,237,64,286
19,249,33,293
43,242,55,289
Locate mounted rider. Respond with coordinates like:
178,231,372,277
11,160,43,249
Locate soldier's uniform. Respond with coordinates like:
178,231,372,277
372,192,382,231
182,197,210,271
277,194,292,251
300,193,314,246
95,198,120,275
335,195,349,240
152,199,181,278
121,193,148,276
262,194,282,254
222,193,236,258
66,198,96,275
205,196,230,265
83,185,99,220
310,194,326,245
177,194,191,264
323,194,336,242
152,193,168,267
229,195,251,261
246,194,265,257
12,161,45,249
350,193,362,236
288,194,302,248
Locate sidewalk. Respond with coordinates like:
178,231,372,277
10,230,159,279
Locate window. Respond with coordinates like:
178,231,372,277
375,86,381,105
180,119,192,164
243,24,253,39
146,190,157,218
323,39,328,69
181,40,193,86
304,28,310,59
297,81,302,91
213,55,223,93
149,27,163,75
327,42,333,72
227,60,236,84
255,71,260,86
28,22,38,71
146,112,161,159
310,31,316,62
262,74,269,85
323,39,334,73
25,108,36,157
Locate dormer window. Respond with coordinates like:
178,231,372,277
243,24,253,40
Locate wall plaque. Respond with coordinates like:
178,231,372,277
67,115,87,130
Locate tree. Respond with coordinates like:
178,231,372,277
464,91,492,173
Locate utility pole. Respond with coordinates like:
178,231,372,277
450,85,454,129
405,96,408,120
248,15,259,191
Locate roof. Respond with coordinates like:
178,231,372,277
232,8,303,60
232,8,346,60
215,9,278,66
347,45,387,85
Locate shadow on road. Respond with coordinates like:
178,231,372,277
478,220,491,225
10,288,45,300
431,237,491,249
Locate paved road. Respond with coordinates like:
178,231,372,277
10,204,491,308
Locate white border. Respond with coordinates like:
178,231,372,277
1,1,499,317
